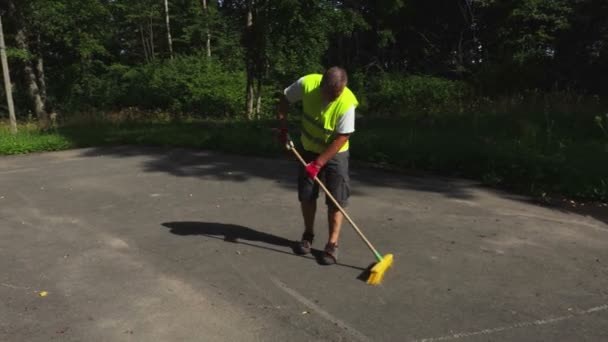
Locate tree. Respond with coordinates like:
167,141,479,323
225,0,337,118
8,0,48,128
0,0,603,122
112,0,163,63
244,0,256,118
164,0,174,59
0,13,16,134
553,0,608,93
201,0,211,57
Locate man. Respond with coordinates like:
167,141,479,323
277,67,358,265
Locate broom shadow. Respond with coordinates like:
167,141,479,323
356,263,376,282
162,221,367,277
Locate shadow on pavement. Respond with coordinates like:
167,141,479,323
78,146,606,225
161,221,366,272
80,146,477,199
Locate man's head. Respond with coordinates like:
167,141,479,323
320,67,348,102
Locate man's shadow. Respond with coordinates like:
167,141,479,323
161,221,367,273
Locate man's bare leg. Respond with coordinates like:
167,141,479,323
328,206,344,244
294,200,317,255
301,200,316,234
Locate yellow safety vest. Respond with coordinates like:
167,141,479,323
300,74,359,154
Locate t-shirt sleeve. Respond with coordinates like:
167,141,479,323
335,105,355,134
283,77,305,103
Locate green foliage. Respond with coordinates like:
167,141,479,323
28,0,111,59
0,119,284,157
351,113,608,201
361,74,472,117
506,0,572,62
5,48,30,61
62,55,246,117
0,125,73,154
261,0,333,81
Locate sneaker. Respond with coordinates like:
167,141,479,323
320,242,338,265
294,232,314,255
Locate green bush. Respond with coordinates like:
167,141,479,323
64,55,248,117
361,74,472,117
351,115,608,201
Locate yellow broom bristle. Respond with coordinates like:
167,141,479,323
367,254,394,285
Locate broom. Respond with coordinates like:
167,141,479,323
286,139,393,285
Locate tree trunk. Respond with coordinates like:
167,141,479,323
201,0,211,57
244,0,255,119
164,0,174,59
0,14,17,134
457,30,465,69
149,18,155,60
140,24,150,63
246,69,254,119
255,78,262,117
35,35,47,105
14,23,48,128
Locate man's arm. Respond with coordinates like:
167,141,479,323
316,134,350,166
278,78,304,138
315,105,355,165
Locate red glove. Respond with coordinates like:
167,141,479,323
279,127,288,146
305,161,323,179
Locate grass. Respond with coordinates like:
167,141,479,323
1,111,607,202
0,124,74,154
0,120,282,156
352,114,608,202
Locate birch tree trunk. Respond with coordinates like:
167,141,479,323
245,67,254,119
255,78,262,117
140,24,150,63
36,35,47,105
201,0,211,57
0,14,17,134
244,0,255,119
164,0,174,59
14,24,48,128
149,18,155,60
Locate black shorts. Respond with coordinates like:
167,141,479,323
298,149,351,208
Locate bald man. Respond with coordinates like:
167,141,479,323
278,67,359,265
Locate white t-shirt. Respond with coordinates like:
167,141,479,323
284,77,355,134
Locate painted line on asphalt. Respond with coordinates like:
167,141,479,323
0,167,40,175
1,283,31,290
412,304,608,342
270,277,372,342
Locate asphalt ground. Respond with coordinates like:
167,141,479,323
1,147,607,341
